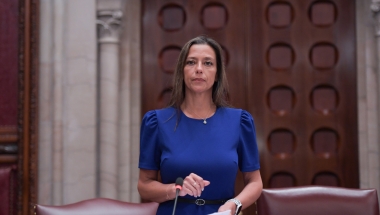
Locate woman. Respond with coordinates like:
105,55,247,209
138,36,262,215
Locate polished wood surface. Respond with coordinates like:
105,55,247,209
248,0,358,189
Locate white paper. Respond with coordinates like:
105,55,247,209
208,210,231,215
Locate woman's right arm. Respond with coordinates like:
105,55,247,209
138,169,176,203
138,170,211,203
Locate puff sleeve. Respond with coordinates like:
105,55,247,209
138,110,161,170
238,110,260,172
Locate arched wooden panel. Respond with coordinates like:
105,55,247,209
158,4,186,31
201,3,228,30
311,128,339,158
267,2,294,28
267,44,295,70
269,172,296,188
267,85,295,115
268,128,296,158
309,1,337,27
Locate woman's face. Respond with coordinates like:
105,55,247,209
183,44,217,95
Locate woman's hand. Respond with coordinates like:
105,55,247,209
218,201,236,215
179,173,210,197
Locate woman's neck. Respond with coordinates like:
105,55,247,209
181,93,216,119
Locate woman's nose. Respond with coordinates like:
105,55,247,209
196,62,203,73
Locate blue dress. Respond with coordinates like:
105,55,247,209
139,107,260,215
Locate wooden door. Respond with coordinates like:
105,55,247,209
248,0,358,189
142,0,357,213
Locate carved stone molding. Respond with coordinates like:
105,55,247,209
371,0,380,36
97,10,123,43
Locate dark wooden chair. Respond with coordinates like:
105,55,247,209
256,186,379,215
34,198,159,215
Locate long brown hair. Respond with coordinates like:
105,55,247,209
168,36,230,109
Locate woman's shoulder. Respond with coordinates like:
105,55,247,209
219,107,247,114
143,107,177,122
219,107,253,121
155,107,176,118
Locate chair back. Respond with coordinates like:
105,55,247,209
0,165,17,215
34,198,159,215
257,186,379,215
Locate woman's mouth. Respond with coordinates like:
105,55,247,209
192,78,204,82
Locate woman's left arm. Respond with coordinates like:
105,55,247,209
218,170,263,215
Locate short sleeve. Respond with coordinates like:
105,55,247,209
238,110,260,172
138,110,161,170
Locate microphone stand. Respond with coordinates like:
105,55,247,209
172,177,183,215
172,187,180,215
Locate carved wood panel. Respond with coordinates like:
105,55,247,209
248,0,358,189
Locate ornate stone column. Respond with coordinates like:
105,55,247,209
96,9,123,199
96,0,142,202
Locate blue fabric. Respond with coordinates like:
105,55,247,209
139,107,260,215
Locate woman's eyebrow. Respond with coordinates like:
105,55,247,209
186,56,215,60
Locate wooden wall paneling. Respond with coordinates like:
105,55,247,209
0,1,21,215
249,0,358,189
0,0,19,126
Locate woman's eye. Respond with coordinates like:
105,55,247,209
186,60,195,65
204,61,213,66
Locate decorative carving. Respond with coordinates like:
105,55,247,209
97,10,123,42
371,0,380,36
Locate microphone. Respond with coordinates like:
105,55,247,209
172,177,183,215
